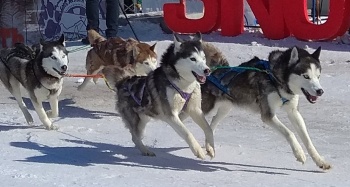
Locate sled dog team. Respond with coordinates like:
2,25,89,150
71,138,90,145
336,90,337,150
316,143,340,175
0,30,331,170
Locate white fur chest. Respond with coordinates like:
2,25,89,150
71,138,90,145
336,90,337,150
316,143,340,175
166,80,199,113
41,78,63,90
173,80,198,93
34,78,63,100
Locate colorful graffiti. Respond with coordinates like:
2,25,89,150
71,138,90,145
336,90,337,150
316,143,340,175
37,0,110,41
37,0,109,41
0,0,28,47
0,0,108,47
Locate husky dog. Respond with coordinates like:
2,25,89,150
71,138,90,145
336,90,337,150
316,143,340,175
196,46,331,170
201,42,229,68
102,39,229,91
188,35,229,68
104,33,214,159
77,29,157,91
0,35,68,130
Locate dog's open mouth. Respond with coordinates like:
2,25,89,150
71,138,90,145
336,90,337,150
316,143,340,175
53,68,67,76
301,88,318,104
192,71,206,84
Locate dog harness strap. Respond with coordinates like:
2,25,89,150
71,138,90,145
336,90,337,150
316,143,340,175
168,80,192,110
127,80,146,106
207,75,229,94
209,60,289,104
256,60,277,83
281,97,289,105
257,60,289,104
207,67,247,97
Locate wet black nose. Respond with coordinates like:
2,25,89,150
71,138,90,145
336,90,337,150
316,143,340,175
61,65,67,71
316,89,324,96
204,68,211,76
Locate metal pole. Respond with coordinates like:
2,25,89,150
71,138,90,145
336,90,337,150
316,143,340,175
118,1,140,41
312,0,316,23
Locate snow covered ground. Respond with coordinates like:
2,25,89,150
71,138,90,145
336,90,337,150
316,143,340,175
1,21,350,187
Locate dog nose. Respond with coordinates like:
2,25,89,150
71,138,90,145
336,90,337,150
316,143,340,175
204,68,211,76
61,65,67,71
316,89,324,96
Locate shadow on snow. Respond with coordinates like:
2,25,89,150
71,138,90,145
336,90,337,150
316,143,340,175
10,138,324,175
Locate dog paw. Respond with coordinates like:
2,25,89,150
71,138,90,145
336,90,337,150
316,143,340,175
196,149,206,160
317,160,332,170
77,85,84,91
24,114,34,125
46,110,58,118
141,150,156,157
192,145,206,160
292,144,306,164
295,152,306,164
93,78,99,84
45,125,59,131
206,147,215,159
205,143,215,159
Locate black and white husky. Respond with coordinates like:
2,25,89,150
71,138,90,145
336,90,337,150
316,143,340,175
0,35,68,130
104,33,214,159
197,46,331,170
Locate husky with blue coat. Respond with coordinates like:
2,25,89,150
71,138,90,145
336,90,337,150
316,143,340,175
195,46,331,170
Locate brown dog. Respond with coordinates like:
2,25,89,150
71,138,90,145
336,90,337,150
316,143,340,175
77,29,158,91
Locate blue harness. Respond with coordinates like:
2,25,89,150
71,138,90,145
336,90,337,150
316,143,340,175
207,60,289,105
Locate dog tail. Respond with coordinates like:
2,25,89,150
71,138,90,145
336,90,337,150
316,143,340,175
102,65,134,90
202,42,229,68
87,29,106,45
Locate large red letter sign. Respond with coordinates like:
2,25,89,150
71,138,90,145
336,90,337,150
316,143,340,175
220,0,244,36
247,0,289,39
283,0,350,41
163,0,219,33
163,0,350,41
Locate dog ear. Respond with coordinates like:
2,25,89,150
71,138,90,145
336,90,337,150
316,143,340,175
133,46,140,57
150,43,157,51
39,38,45,51
173,33,183,53
40,38,45,45
312,46,321,60
174,32,183,43
193,32,202,42
58,34,66,46
268,50,283,63
289,46,299,66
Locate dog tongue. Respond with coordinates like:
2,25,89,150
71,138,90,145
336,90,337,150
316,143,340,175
198,75,206,83
309,95,318,102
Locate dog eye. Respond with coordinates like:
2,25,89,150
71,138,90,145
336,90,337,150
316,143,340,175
303,75,310,79
51,56,57,60
190,57,196,61
145,62,149,65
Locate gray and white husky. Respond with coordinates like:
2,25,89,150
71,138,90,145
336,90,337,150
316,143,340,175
195,46,331,170
0,35,68,130
104,33,215,159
